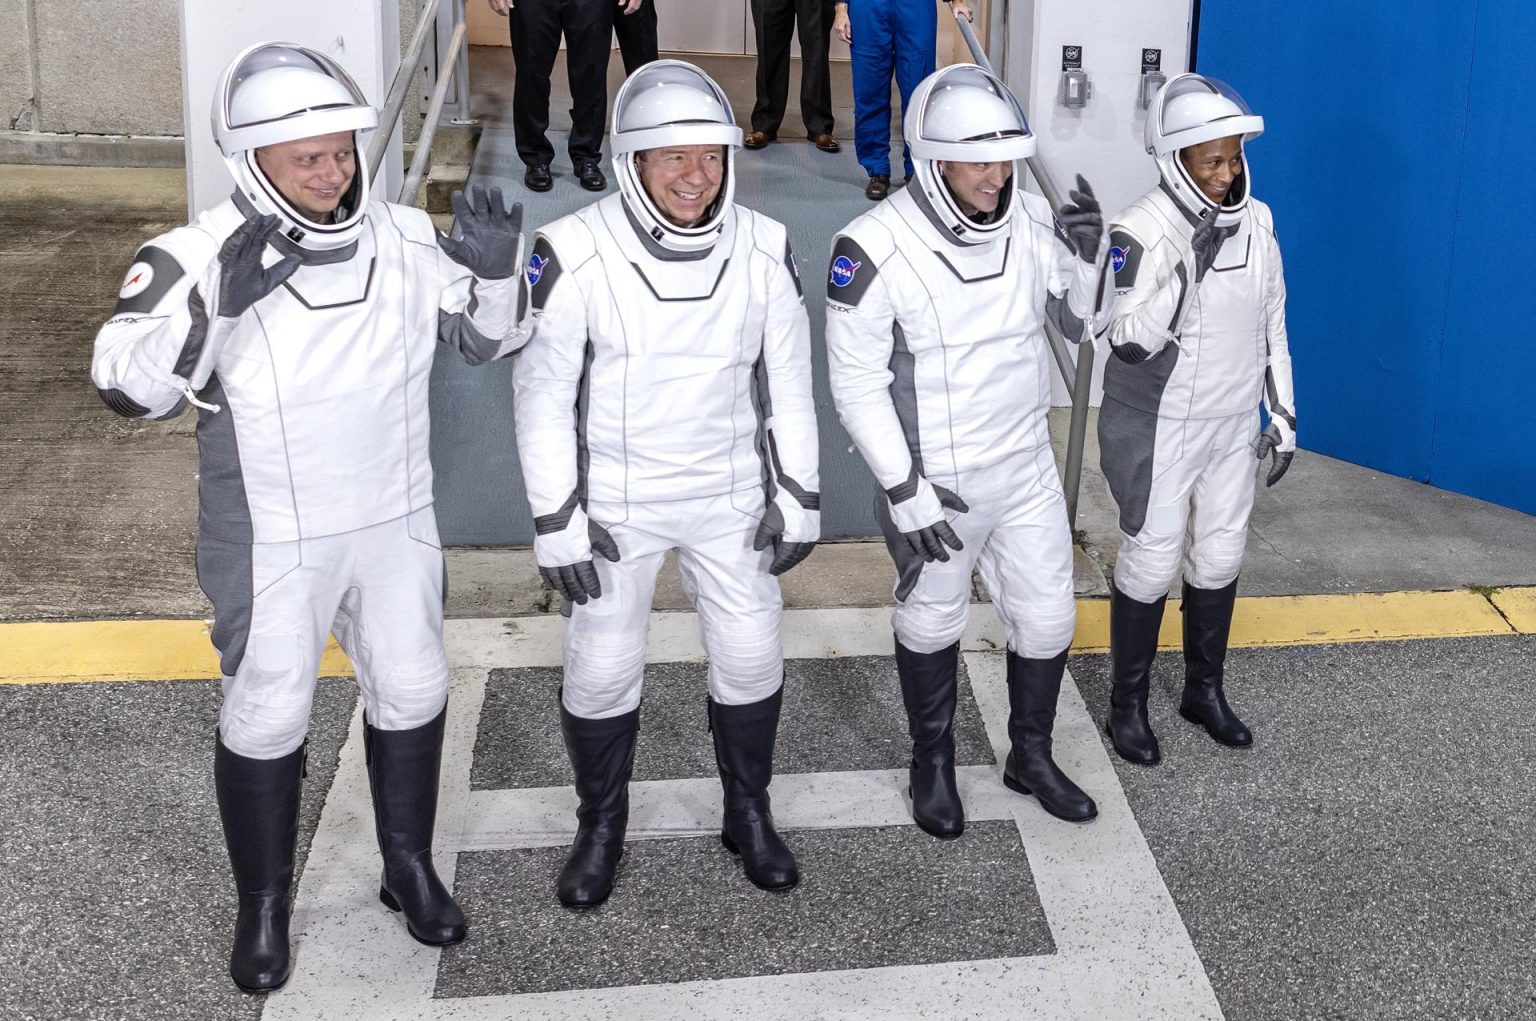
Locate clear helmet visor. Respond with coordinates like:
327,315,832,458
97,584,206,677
1147,73,1262,156
611,59,742,154
908,63,1037,163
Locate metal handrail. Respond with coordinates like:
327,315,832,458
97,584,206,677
368,0,447,178
955,11,1096,529
400,19,468,203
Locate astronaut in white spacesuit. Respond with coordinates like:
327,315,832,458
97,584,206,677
1097,73,1295,766
90,43,530,992
825,64,1106,832
513,61,820,906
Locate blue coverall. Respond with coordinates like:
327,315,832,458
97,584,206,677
849,0,940,178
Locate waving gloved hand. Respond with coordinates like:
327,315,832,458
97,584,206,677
534,505,621,604
1055,174,1104,264
437,183,525,280
1254,417,1295,487
1190,212,1224,283
888,477,968,563
217,214,302,318
752,492,820,577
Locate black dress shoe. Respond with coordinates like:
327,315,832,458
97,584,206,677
575,162,606,192
524,163,553,192
864,174,890,201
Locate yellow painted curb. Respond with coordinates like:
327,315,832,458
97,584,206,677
0,620,354,685
1489,586,1536,635
0,588,1522,685
1070,588,1515,654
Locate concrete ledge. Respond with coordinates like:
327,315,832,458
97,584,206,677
0,130,185,168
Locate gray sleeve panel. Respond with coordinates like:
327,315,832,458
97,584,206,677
97,387,150,418
782,239,804,298
1046,292,1086,342
766,431,821,509
827,235,877,306
885,463,921,504
1167,260,1189,334
1264,367,1296,427
1102,337,1180,413
534,490,580,535
888,321,924,475
437,302,498,366
113,245,186,315
575,339,595,500
1097,396,1159,538
752,350,821,512
873,488,925,602
529,235,562,311
192,374,256,677
173,287,213,379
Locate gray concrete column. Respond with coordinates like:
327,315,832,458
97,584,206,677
178,0,402,217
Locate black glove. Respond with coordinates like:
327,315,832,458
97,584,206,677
438,184,524,280
1253,423,1293,487
896,484,969,563
216,214,301,318
1190,212,1223,283
1055,174,1103,263
752,505,816,577
538,520,621,605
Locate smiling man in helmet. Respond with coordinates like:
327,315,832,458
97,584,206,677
826,64,1108,832
513,60,820,907
1096,73,1296,767
90,42,531,993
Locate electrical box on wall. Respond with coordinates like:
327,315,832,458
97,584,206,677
1061,45,1090,107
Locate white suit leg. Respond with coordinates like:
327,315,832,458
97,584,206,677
562,505,666,720
332,509,451,733
975,447,1078,659
1183,412,1259,590
675,493,785,706
1113,419,1199,604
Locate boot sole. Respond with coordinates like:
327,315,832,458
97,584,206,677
1001,773,1099,824
1105,722,1162,766
231,969,291,995
719,833,799,892
1177,707,1254,747
379,886,468,947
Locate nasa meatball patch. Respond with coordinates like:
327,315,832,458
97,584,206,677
1108,229,1143,292
826,235,875,306
112,245,185,315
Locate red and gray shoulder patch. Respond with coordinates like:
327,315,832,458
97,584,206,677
113,245,185,315
827,235,875,306
1108,230,1145,292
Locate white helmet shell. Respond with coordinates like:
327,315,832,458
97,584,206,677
1145,73,1263,225
212,42,378,251
611,60,743,253
905,64,1035,245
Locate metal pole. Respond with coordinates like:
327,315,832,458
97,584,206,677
953,7,1093,528
400,20,468,204
369,0,446,178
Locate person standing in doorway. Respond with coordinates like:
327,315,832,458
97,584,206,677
834,0,972,199
745,0,842,154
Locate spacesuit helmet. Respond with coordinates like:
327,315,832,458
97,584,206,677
610,60,743,253
905,63,1036,246
212,42,378,251
1145,73,1263,226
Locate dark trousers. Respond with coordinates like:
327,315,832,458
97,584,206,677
613,0,659,76
510,0,612,167
749,0,834,137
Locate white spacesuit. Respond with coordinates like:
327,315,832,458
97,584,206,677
513,61,819,905
1097,73,1296,765
826,64,1106,830
90,43,529,992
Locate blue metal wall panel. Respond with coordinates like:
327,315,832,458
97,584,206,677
1199,1,1536,513
1428,0,1536,512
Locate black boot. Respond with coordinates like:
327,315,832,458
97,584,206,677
365,708,467,946
214,734,303,994
1001,650,1098,823
895,638,964,839
1107,584,1166,766
709,688,799,891
556,704,640,908
1179,579,1252,746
